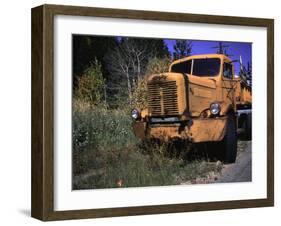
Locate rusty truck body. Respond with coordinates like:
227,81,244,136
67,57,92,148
131,54,252,163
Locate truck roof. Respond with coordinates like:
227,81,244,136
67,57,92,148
171,54,232,66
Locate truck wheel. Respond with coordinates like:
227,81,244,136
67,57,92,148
219,115,237,163
245,113,252,140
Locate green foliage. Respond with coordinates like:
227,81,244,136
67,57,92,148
72,35,118,79
130,57,171,110
75,59,105,105
104,37,170,108
73,106,135,153
145,57,171,75
131,77,148,110
72,102,223,189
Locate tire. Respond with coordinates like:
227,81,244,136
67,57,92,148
218,114,238,163
245,113,252,140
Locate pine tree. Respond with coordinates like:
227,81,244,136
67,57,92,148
173,40,192,60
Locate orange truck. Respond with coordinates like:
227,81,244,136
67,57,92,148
131,54,252,163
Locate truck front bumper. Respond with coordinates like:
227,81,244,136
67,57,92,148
132,117,228,143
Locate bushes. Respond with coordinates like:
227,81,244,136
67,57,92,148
72,102,222,189
75,59,105,105
73,106,136,152
72,105,176,188
145,56,171,75
130,57,171,110
131,77,148,110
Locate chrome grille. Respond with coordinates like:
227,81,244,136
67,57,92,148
147,80,179,116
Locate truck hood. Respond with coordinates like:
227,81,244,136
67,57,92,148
148,73,217,89
187,75,217,89
147,72,217,117
148,72,183,82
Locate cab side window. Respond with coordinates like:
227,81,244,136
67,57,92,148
223,63,233,79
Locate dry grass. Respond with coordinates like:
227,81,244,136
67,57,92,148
72,101,224,189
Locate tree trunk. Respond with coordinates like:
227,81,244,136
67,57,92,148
126,68,132,105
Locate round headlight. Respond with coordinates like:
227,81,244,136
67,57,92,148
131,109,140,119
210,102,221,115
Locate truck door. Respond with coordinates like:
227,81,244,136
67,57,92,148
222,62,236,108
188,58,219,117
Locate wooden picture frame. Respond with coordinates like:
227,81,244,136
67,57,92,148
31,4,274,221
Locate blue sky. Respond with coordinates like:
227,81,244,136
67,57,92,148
164,39,252,75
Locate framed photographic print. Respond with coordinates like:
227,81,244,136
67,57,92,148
31,4,274,221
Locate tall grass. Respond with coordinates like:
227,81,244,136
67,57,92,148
72,100,222,189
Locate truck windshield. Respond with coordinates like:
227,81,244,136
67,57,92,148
170,58,221,76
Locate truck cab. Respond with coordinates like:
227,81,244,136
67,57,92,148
131,54,252,163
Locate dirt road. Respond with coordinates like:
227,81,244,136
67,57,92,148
216,141,252,183
179,140,252,185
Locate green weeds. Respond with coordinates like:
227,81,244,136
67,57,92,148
72,103,222,189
